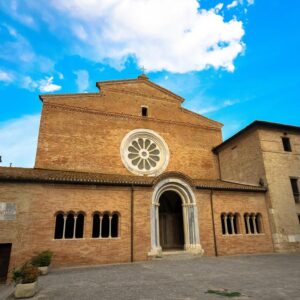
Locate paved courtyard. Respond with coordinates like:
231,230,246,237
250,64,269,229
1,253,300,299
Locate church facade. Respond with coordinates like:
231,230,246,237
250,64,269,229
0,75,274,282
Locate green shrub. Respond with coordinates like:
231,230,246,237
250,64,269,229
13,263,39,284
31,250,53,267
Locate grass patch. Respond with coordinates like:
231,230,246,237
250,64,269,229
205,289,241,298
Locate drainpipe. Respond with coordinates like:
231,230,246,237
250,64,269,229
210,189,218,256
131,184,134,262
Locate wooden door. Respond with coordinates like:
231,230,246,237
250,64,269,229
159,213,184,249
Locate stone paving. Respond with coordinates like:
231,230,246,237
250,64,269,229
1,253,300,300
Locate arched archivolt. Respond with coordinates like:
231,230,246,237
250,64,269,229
92,211,101,217
54,211,64,217
152,172,195,187
149,177,203,257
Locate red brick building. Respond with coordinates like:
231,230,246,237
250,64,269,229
0,75,273,282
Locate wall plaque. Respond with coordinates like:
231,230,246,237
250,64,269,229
0,203,16,220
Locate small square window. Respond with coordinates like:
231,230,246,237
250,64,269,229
141,106,148,117
282,137,292,152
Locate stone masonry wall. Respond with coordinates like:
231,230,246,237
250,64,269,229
258,128,300,251
218,130,266,186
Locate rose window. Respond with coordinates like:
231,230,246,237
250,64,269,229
120,129,169,176
128,138,160,171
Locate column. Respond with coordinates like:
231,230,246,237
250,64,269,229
73,215,78,239
193,205,201,246
246,215,251,234
99,215,103,238
109,215,112,238
182,204,190,249
230,215,235,234
155,204,160,249
62,215,67,239
252,215,257,234
188,205,195,245
224,215,228,235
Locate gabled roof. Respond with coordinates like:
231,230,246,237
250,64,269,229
213,120,300,153
0,167,266,192
96,74,185,103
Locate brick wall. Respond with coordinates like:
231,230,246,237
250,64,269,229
0,181,274,281
212,191,273,255
35,83,222,179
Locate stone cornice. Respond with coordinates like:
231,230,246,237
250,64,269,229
39,93,101,102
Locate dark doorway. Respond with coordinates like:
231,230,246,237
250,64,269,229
159,191,184,250
0,243,12,283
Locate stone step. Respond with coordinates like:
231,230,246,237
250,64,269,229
154,250,201,260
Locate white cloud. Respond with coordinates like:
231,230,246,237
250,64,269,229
0,114,40,167
0,0,36,28
26,0,245,73
38,77,61,92
247,0,254,5
21,76,61,92
196,99,238,114
57,72,64,80
0,23,55,73
74,70,89,92
215,3,224,12
21,76,38,90
227,1,238,9
0,70,14,82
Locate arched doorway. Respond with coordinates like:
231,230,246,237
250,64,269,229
149,177,203,256
159,191,184,250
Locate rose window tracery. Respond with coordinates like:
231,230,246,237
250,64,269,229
120,129,169,176
128,138,160,170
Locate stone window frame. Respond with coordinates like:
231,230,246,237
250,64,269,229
244,213,264,235
54,211,85,240
91,211,120,239
220,212,241,235
141,105,149,117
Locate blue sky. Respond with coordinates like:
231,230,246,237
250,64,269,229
0,0,299,167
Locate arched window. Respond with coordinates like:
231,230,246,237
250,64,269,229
92,213,100,238
255,213,263,234
249,213,255,234
54,211,85,239
102,214,110,238
54,213,64,239
221,213,240,235
244,213,263,234
92,211,120,238
65,213,75,239
234,213,240,234
244,213,249,234
227,213,233,234
111,214,119,238
75,213,84,238
221,214,226,235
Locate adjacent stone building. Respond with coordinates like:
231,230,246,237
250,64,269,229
214,121,300,252
0,75,275,282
